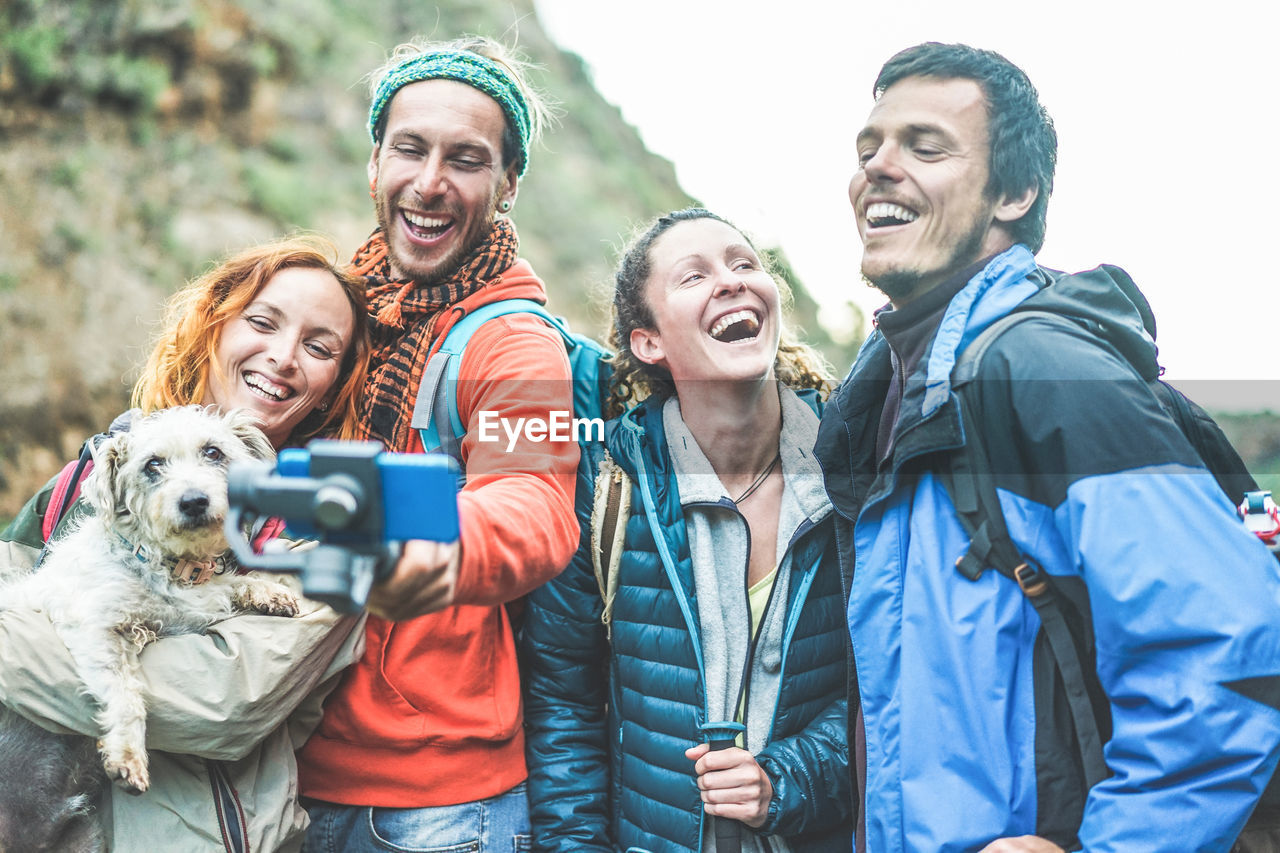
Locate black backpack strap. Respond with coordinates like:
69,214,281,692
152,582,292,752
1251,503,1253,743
947,311,1066,578
943,311,1110,791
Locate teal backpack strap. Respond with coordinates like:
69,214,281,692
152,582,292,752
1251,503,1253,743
411,299,569,464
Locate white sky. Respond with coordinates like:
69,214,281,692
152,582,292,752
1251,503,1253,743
533,0,1280,412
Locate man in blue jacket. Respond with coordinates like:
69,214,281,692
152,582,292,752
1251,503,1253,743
814,42,1280,852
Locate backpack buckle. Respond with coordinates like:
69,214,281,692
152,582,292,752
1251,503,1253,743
1014,561,1048,598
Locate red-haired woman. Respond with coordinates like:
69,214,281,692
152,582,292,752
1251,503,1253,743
0,235,370,852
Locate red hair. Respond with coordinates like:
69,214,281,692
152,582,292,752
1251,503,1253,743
132,235,370,444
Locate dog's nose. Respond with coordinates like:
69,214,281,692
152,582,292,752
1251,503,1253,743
179,490,210,518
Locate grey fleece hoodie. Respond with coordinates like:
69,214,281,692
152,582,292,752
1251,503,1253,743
662,384,833,853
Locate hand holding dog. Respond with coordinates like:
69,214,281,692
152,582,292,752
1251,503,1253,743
366,540,462,621
684,742,774,828
0,407,296,796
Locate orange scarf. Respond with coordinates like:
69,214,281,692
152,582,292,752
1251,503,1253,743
351,218,519,450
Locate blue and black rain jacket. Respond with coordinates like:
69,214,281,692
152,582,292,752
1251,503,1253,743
814,244,1280,852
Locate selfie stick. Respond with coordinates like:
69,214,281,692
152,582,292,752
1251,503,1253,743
699,721,747,853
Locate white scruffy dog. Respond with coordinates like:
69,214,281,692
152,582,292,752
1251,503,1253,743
1,405,300,796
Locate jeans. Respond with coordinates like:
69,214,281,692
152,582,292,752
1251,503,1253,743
303,783,531,853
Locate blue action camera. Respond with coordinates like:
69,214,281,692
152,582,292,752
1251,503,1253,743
225,440,459,612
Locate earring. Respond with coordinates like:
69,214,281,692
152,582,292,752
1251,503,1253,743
368,178,377,200
318,401,331,413
499,200,512,213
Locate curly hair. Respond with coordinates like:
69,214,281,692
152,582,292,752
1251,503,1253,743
874,42,1058,253
132,235,370,445
606,208,831,417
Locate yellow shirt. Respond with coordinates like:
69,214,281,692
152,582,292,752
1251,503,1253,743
736,566,780,734
749,566,779,642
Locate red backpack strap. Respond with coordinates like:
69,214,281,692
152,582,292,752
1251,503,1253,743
41,457,94,543
39,412,139,550
251,517,287,552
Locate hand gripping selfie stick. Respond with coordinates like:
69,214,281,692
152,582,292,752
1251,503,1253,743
699,720,747,853
225,440,458,613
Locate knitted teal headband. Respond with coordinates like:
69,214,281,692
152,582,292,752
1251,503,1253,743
368,49,532,177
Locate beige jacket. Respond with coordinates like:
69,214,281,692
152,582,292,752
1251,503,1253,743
0,576,364,852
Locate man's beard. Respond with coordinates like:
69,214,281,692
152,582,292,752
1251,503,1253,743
861,218,989,306
373,185,503,285
865,268,929,305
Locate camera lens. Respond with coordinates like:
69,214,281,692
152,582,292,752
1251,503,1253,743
314,484,359,529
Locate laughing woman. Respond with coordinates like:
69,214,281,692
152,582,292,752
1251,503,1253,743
522,208,853,852
0,236,370,852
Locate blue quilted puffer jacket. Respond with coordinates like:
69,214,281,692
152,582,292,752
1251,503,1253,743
522,393,853,853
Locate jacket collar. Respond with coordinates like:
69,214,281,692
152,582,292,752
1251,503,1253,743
424,258,549,360
608,386,831,530
820,245,1162,519
659,386,831,524
821,245,1038,511
920,244,1039,418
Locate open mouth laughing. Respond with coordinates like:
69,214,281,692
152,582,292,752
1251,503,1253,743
244,372,293,403
708,308,763,344
402,209,454,241
865,201,920,230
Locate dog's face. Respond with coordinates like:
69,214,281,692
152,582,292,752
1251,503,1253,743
83,406,275,558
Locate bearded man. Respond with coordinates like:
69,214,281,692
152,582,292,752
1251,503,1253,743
298,37,579,853
816,42,1280,853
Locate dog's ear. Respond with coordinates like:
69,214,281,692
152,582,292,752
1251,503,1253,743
223,409,276,461
82,433,129,516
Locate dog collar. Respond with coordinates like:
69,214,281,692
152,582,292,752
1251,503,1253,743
116,532,233,585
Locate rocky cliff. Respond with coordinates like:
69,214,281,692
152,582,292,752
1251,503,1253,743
0,0,861,516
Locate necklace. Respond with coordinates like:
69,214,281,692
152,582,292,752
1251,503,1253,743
735,451,781,504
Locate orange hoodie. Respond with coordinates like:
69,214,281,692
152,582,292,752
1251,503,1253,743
297,259,580,806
